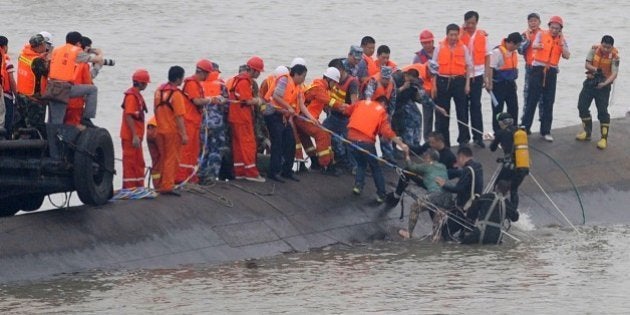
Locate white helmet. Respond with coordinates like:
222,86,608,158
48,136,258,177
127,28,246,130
323,67,340,83
290,57,307,67
38,31,53,45
273,65,289,77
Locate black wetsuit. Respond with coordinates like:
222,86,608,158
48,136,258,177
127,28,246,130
490,126,528,208
440,159,484,240
461,192,520,244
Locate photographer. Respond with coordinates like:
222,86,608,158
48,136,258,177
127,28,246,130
80,36,114,79
575,35,619,150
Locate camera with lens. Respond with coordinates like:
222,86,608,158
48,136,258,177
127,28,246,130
586,68,605,88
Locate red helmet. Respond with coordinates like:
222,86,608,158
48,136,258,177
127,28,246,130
247,56,265,72
548,16,564,28
419,29,434,43
132,69,150,83
196,59,214,73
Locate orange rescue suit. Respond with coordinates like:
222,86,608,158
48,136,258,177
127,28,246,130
154,83,186,192
64,63,93,125
437,39,467,76
120,87,148,188
146,116,162,188
346,100,396,143
176,76,205,184
228,72,261,178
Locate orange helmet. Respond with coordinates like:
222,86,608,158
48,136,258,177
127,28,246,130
196,59,214,72
548,16,563,28
132,69,150,83
247,56,265,72
419,29,434,43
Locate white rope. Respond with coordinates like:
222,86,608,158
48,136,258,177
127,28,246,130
529,173,580,234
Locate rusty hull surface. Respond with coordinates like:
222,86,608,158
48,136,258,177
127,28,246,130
2,117,630,282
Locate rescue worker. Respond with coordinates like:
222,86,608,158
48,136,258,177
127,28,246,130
346,96,409,203
435,147,483,240
198,62,229,184
47,31,103,126
146,116,161,188
228,56,266,182
15,34,49,138
343,45,363,78
431,23,473,148
459,11,491,148
297,67,346,174
391,149,454,239
325,58,359,174
575,35,619,150
267,63,309,182
461,180,520,245
1,36,17,137
373,45,398,73
488,32,523,134
518,13,543,121
154,66,188,196
176,59,216,184
520,16,570,142
64,37,96,127
363,66,397,162
412,30,436,142
120,69,150,189
359,36,377,79
489,113,528,209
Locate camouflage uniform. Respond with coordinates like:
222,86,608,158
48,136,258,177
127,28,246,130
393,75,435,150
198,85,229,183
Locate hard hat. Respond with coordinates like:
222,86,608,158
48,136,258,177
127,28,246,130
38,31,53,44
548,15,564,28
290,57,307,67
247,56,265,72
419,29,434,43
323,67,340,83
132,69,151,83
196,59,214,73
273,65,289,77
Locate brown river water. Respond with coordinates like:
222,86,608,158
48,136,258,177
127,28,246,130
1,0,629,313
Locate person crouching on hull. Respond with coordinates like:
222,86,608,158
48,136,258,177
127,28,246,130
346,96,409,203
460,180,520,244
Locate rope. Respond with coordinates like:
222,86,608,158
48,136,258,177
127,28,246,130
529,173,580,234
48,192,72,209
182,182,234,207
111,187,158,200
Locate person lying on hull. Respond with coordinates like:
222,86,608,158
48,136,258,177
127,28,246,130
460,180,520,244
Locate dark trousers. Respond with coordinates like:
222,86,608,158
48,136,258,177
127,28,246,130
4,96,14,138
351,141,386,197
264,113,295,177
422,102,434,142
323,113,355,169
435,76,467,147
497,167,527,209
521,66,558,135
491,80,519,133
577,81,611,124
467,75,484,142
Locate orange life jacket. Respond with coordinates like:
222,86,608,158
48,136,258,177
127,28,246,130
523,28,540,66
591,44,619,78
17,44,47,96
120,87,148,139
460,29,487,66
49,43,82,82
364,54,379,76
147,115,157,127
182,76,204,124
261,74,279,103
271,74,301,115
533,30,564,67
202,77,225,98
330,75,358,104
493,42,518,82
437,39,467,76
374,60,398,73
402,63,433,94
304,78,335,118
228,72,255,124
347,100,387,142
67,63,93,109
364,73,394,101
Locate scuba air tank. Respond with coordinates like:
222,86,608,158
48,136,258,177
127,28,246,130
513,127,530,170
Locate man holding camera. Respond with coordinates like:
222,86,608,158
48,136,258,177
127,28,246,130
47,31,103,127
575,35,619,150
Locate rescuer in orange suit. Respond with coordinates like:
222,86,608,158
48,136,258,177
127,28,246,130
298,67,347,174
228,56,266,182
146,115,161,188
346,96,409,203
154,66,188,196
120,69,151,189
175,59,217,184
